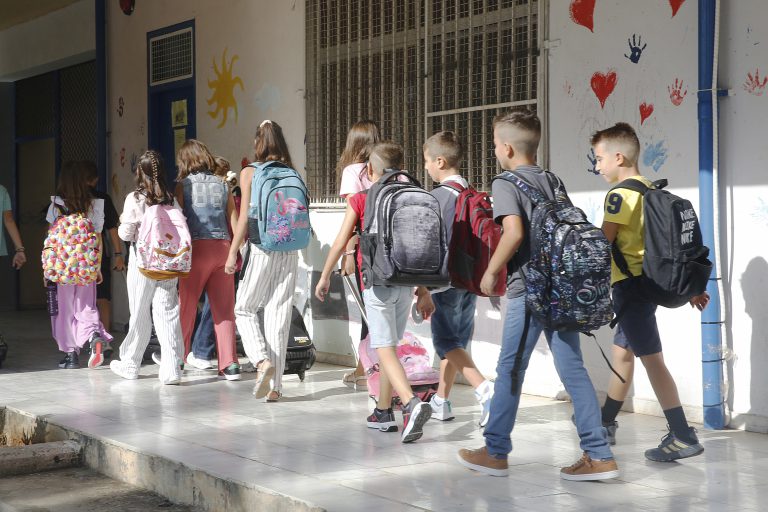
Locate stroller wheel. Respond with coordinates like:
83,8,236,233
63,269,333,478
298,371,305,381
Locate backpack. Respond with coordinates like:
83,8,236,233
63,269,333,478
247,161,311,252
135,204,192,280
496,171,613,332
610,178,712,309
360,171,449,288
439,181,506,297
42,207,101,286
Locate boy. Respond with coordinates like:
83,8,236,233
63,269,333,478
457,110,619,480
315,141,435,443
1,183,26,270
591,122,709,461
423,131,494,424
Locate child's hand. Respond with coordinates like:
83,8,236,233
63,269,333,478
224,253,238,274
11,251,26,269
415,289,435,320
315,276,331,302
112,254,126,272
340,254,356,276
480,270,499,296
96,269,104,285
689,292,710,311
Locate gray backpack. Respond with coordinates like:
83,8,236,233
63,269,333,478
360,171,449,288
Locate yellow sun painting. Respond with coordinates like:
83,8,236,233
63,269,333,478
207,48,244,128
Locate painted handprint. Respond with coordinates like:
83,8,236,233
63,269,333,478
587,148,598,175
668,78,688,106
642,140,668,173
743,69,768,96
624,34,647,64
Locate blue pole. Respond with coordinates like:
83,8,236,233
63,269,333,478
697,0,725,430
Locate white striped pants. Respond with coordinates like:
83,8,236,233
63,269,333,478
235,244,298,392
117,245,184,383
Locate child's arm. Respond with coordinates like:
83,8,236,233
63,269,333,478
225,167,253,274
480,215,524,296
107,227,125,270
174,183,185,209
601,221,620,243
314,204,360,301
226,191,238,233
3,210,26,269
415,286,435,320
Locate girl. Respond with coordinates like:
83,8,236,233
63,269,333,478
45,161,112,369
176,140,240,380
110,150,184,384
336,120,381,389
225,120,299,402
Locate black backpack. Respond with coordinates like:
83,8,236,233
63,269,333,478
610,178,712,309
360,171,449,288
496,171,613,332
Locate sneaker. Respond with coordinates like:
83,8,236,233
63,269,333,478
401,397,431,443
58,351,79,369
186,352,214,370
644,427,704,462
240,361,257,373
560,452,620,481
252,359,275,398
152,352,184,370
476,384,493,428
604,421,618,446
109,360,138,380
429,396,455,421
265,390,282,402
221,363,241,381
456,446,509,477
366,408,398,432
103,341,114,361
87,334,105,369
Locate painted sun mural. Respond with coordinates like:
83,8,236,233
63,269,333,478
207,48,244,128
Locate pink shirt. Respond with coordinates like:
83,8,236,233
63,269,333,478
338,163,373,198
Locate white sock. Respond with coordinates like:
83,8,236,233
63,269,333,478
475,380,492,400
432,394,446,405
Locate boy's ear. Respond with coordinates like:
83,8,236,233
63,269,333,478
366,162,375,179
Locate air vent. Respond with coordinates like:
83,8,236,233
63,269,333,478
149,27,193,86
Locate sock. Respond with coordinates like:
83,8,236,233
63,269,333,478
432,394,446,405
475,380,492,400
663,406,697,444
601,396,624,424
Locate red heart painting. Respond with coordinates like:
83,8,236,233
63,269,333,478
590,71,617,108
669,0,685,17
569,0,596,32
639,102,654,124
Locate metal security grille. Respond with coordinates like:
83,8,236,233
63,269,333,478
306,0,539,202
60,61,97,163
149,28,194,86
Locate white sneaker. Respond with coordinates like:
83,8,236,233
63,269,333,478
186,352,214,370
476,381,494,428
110,360,138,380
429,395,455,421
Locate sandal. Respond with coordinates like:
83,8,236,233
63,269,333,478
354,375,368,391
265,390,282,402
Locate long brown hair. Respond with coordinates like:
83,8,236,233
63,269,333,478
176,139,216,180
253,120,293,168
57,161,93,214
134,150,174,206
336,120,381,181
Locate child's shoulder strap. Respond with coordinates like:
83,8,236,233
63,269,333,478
493,170,547,205
610,178,651,196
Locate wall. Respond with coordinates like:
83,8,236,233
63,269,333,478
0,83,15,310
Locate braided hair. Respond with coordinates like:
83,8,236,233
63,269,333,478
134,150,174,206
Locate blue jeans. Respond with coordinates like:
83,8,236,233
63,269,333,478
430,288,477,358
191,293,216,360
484,295,613,460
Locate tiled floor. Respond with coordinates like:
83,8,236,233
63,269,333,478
1,310,767,511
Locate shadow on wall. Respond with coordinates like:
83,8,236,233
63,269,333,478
741,257,768,428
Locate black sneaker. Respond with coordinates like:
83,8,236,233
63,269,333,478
366,408,398,432
401,397,431,443
604,421,618,445
87,333,105,369
103,341,114,361
222,363,241,381
645,427,704,462
58,351,80,369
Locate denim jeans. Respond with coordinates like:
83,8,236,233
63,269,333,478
191,293,216,360
430,288,477,358
484,295,613,460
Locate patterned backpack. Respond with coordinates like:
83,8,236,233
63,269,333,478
495,171,613,332
42,208,101,286
135,204,192,280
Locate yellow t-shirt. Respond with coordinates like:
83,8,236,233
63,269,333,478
603,176,653,285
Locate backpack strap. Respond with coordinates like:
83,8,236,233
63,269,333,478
494,171,547,205
247,161,287,173
607,178,652,279
381,170,422,188
437,180,466,195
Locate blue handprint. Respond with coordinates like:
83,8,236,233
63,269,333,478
587,148,599,175
642,140,668,173
624,34,647,64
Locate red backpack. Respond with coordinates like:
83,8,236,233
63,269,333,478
441,181,506,297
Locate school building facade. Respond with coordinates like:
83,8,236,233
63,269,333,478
0,1,766,434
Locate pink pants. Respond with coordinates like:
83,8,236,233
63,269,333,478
51,282,113,353
179,239,237,372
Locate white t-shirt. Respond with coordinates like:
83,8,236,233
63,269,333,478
338,163,373,198
46,196,105,233
118,192,181,243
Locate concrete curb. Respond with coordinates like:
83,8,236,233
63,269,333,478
0,440,81,477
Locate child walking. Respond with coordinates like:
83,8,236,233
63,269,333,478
45,161,112,369
423,131,494,424
591,122,709,460
176,140,240,380
225,120,302,402
110,150,185,384
315,142,435,443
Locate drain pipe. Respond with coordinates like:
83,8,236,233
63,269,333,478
698,0,726,430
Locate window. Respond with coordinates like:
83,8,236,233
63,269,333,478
306,0,539,202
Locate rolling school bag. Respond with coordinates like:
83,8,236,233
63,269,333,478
360,170,449,289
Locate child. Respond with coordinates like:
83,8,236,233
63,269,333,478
175,140,240,380
591,122,709,461
336,120,381,389
1,183,26,269
110,150,185,384
45,161,112,369
315,141,435,443
457,111,619,480
225,120,300,402
423,131,494,424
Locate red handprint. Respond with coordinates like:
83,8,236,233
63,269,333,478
668,79,688,106
743,69,768,96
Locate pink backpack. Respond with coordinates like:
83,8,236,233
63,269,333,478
42,212,101,286
136,205,192,280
